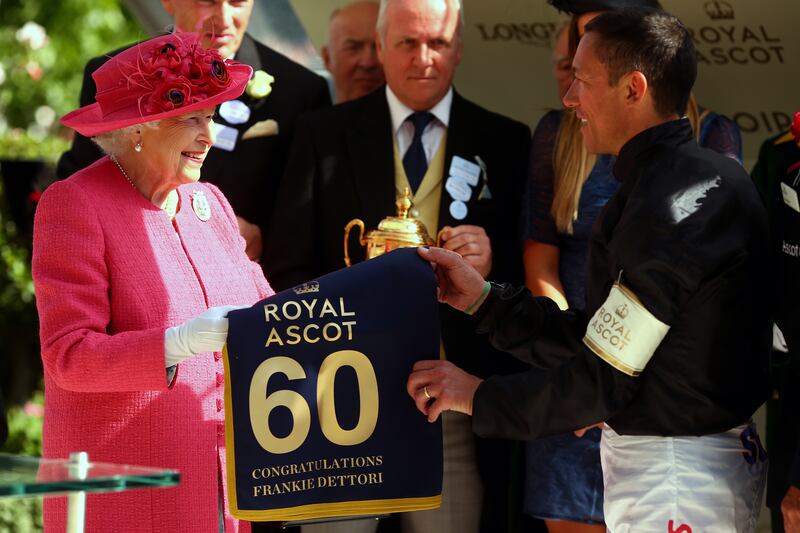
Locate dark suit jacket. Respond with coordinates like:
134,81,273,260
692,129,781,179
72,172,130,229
265,88,530,531
56,34,331,259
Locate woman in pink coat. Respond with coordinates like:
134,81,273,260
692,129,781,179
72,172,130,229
32,33,273,532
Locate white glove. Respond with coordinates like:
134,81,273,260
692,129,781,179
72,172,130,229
164,305,247,367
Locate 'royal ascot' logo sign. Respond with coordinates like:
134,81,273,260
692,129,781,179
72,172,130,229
687,0,785,67
223,249,443,521
704,0,735,20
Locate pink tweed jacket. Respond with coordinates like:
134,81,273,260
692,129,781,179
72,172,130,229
32,157,274,532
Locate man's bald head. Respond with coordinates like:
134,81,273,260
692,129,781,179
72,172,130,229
323,1,385,103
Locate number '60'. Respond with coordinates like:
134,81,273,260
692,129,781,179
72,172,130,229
248,350,379,454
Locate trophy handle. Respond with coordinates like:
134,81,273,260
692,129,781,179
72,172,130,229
436,228,447,247
344,219,366,267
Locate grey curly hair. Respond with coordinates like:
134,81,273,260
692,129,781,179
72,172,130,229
92,120,160,158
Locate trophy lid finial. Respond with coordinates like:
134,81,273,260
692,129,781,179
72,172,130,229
396,187,412,219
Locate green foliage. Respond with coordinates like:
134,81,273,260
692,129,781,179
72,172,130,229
1,391,43,456
0,130,69,164
0,497,43,532
0,0,144,159
0,172,38,400
0,392,44,532
0,209,34,309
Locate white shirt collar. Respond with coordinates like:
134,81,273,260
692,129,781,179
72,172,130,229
385,85,453,134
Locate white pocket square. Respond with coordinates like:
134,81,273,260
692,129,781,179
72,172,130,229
241,119,279,140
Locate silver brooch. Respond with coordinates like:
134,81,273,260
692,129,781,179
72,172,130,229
192,190,211,222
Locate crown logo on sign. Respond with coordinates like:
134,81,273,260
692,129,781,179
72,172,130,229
704,0,734,20
293,281,320,295
615,304,629,320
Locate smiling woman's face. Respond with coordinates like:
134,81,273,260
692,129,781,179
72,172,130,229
140,107,216,185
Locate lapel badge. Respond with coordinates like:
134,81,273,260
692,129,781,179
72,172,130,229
192,190,211,221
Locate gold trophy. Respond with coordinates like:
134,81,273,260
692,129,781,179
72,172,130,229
344,188,442,267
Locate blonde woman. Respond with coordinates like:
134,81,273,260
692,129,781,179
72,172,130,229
520,2,743,531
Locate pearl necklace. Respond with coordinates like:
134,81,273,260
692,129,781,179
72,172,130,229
109,155,178,219
109,155,136,190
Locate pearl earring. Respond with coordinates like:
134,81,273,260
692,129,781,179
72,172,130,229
134,142,142,153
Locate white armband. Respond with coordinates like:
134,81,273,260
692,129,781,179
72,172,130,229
583,282,670,377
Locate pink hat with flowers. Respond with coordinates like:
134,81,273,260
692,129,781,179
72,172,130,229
61,32,252,137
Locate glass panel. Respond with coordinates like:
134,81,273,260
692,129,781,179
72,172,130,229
0,453,179,499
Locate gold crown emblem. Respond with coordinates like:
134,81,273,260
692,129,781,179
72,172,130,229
293,281,320,295
615,304,629,320
704,0,734,20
